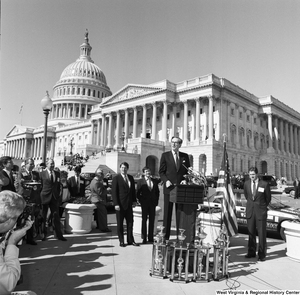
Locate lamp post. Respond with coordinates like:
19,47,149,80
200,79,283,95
41,91,53,163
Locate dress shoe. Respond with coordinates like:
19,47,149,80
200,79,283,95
128,242,139,247
100,228,112,233
258,256,266,262
42,236,47,241
119,242,126,247
245,254,256,258
142,240,147,244
148,240,154,243
27,240,37,245
57,236,67,241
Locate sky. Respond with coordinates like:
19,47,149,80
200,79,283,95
1,0,300,140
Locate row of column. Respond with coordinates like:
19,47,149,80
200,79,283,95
267,114,300,156
5,137,55,160
90,96,215,148
5,138,29,159
50,103,90,120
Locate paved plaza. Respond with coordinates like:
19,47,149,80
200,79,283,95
13,211,300,295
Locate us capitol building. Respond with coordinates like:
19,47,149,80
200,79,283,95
1,33,300,180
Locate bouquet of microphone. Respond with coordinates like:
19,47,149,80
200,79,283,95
181,161,207,187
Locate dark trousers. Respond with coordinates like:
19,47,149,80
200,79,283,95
247,212,267,258
42,198,64,239
94,202,108,231
116,207,134,244
163,194,178,240
141,202,156,242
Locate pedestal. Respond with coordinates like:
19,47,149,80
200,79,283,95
282,220,300,262
63,203,96,234
133,206,162,236
197,212,221,245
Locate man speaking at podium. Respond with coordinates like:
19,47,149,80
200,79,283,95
159,136,190,241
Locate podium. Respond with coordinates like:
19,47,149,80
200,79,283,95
170,185,205,244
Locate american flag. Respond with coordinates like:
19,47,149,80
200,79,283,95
215,141,238,237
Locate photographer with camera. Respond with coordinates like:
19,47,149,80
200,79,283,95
17,158,41,245
0,190,34,294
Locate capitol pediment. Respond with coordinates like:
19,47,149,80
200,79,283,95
102,85,162,105
6,125,34,137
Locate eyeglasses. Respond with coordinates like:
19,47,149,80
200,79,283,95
171,141,181,145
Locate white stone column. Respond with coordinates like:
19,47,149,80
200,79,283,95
280,119,284,152
100,115,105,146
107,113,112,148
115,111,121,148
227,102,231,144
274,116,278,151
171,103,177,138
85,104,88,119
142,104,147,138
23,139,27,159
124,109,129,139
208,95,214,139
195,98,200,141
285,121,289,153
73,103,76,118
295,126,299,156
30,139,34,158
183,100,188,145
290,124,294,154
162,101,168,142
133,107,137,138
97,119,101,146
51,138,55,158
151,102,157,140
267,113,273,148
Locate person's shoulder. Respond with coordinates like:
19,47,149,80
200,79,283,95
179,151,189,157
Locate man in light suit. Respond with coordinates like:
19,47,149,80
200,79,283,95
40,159,67,241
159,136,190,240
244,167,271,261
136,167,160,244
67,166,86,199
112,162,138,247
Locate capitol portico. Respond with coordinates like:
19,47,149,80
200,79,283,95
1,32,300,180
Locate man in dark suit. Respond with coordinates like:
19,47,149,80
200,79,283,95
244,167,271,262
112,162,138,247
17,158,41,245
40,159,67,241
136,166,160,244
159,136,190,240
67,166,86,198
0,156,16,192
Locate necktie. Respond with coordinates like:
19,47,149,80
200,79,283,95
77,177,80,192
51,172,54,183
125,175,130,187
175,152,180,170
147,178,152,190
252,181,256,199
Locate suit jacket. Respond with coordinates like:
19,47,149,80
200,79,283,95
39,170,61,205
136,177,160,207
244,179,271,220
1,170,16,192
67,176,86,198
112,173,136,211
89,177,107,204
159,150,190,194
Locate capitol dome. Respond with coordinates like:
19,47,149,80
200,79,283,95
60,60,107,85
50,31,112,126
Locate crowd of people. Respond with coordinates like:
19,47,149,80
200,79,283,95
0,135,282,293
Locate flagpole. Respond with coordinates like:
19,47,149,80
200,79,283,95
220,134,227,231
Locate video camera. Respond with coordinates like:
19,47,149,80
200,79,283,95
16,203,35,229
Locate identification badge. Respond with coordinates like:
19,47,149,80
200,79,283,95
258,187,264,192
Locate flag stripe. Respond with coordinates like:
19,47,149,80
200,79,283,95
215,142,238,237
